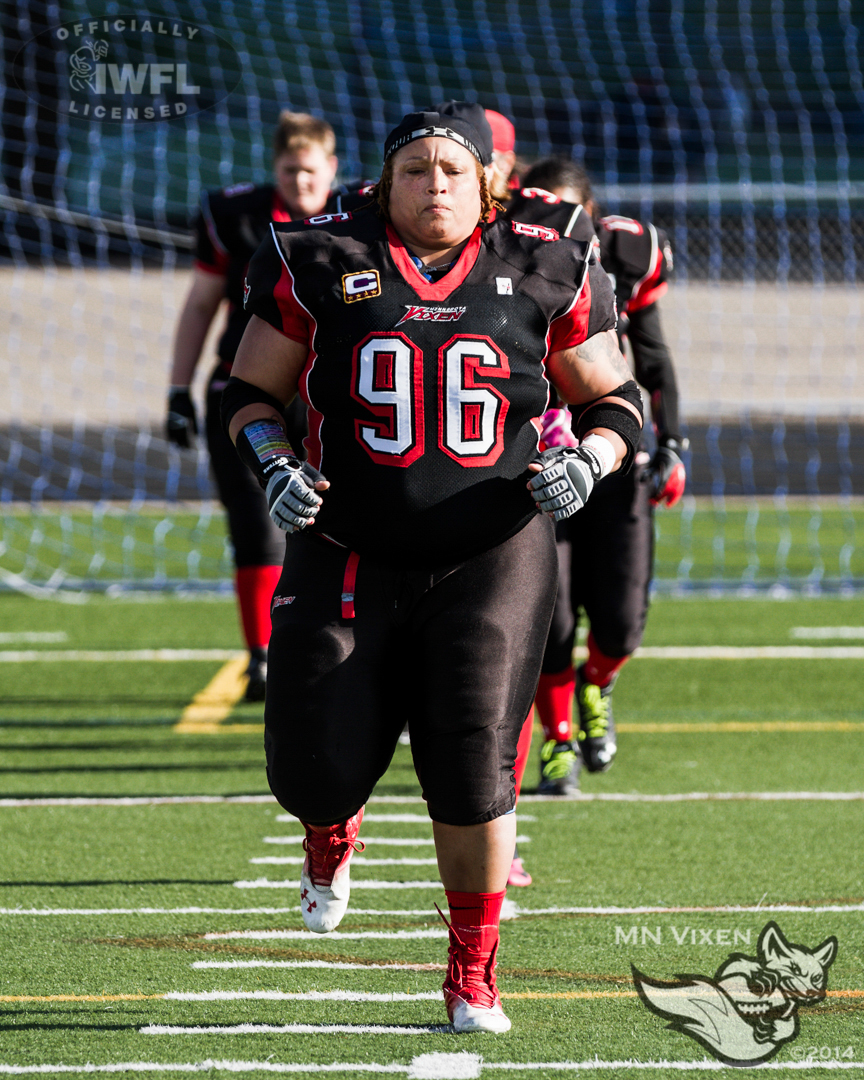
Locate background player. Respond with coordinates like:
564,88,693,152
223,108,641,1032
166,112,341,700
514,156,686,796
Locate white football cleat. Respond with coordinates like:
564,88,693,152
446,992,512,1034
442,925,511,1033
299,807,364,934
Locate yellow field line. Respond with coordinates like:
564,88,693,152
3,989,860,1003
617,721,864,733
173,655,249,733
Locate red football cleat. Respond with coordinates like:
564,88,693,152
441,918,511,1033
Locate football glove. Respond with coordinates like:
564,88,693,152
528,445,606,521
265,461,326,533
539,407,578,449
166,388,198,449
645,444,686,508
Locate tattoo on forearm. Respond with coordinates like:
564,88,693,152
574,330,631,380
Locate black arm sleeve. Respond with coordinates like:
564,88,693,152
627,302,681,445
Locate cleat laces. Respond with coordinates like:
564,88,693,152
436,904,500,1009
577,682,610,741
302,831,365,889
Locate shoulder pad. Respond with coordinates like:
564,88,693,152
511,219,560,242
599,215,644,235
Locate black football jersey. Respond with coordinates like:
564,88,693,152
195,182,364,368
244,208,616,568
504,188,598,248
597,215,672,316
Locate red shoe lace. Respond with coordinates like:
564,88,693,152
301,813,365,889
436,904,501,1009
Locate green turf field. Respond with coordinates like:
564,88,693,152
1,591,862,1077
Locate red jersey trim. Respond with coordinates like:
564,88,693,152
547,272,593,353
627,224,665,312
628,280,668,312
386,224,482,301
269,223,316,346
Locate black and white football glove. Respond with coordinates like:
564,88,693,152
528,445,606,521
166,388,198,449
265,460,326,533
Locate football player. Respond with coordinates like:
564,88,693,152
222,108,642,1033
510,156,686,798
166,112,347,700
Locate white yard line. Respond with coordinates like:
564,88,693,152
791,626,864,638
204,929,449,941
510,902,864,915
249,857,439,866
518,791,864,802
260,836,531,846
234,879,442,891
634,645,864,658
0,795,277,808
0,632,67,643
274,814,535,824
0,649,243,662
164,990,441,1002
140,1024,450,1036
3,1059,864,1075
191,960,446,971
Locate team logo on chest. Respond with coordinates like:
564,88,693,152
342,270,381,303
394,305,466,327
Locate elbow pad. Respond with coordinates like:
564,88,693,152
572,380,643,473
220,375,288,438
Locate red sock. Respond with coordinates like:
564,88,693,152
445,889,505,951
235,565,282,650
535,668,575,742
584,632,630,688
512,709,534,800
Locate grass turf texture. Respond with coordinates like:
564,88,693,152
0,592,862,1076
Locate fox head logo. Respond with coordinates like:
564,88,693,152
633,921,837,1066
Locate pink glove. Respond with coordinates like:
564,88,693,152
540,407,578,449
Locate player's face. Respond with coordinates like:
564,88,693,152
387,138,482,255
273,146,338,218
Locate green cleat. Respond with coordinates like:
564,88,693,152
575,665,617,773
537,738,580,795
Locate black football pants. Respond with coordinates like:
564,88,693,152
542,463,654,672
265,514,557,827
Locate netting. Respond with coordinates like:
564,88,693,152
2,0,864,593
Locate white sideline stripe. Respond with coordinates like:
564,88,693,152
0,795,277,808
165,990,441,1002
0,906,515,919
0,649,243,662
140,1025,449,1036
0,631,68,643
204,929,449,941
192,960,445,971
234,879,442,891
511,902,864,915
520,791,864,803
261,836,531,846
635,645,864,658
791,626,864,638
4,1060,864,1075
249,856,439,866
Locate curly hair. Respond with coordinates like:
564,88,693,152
369,158,500,224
